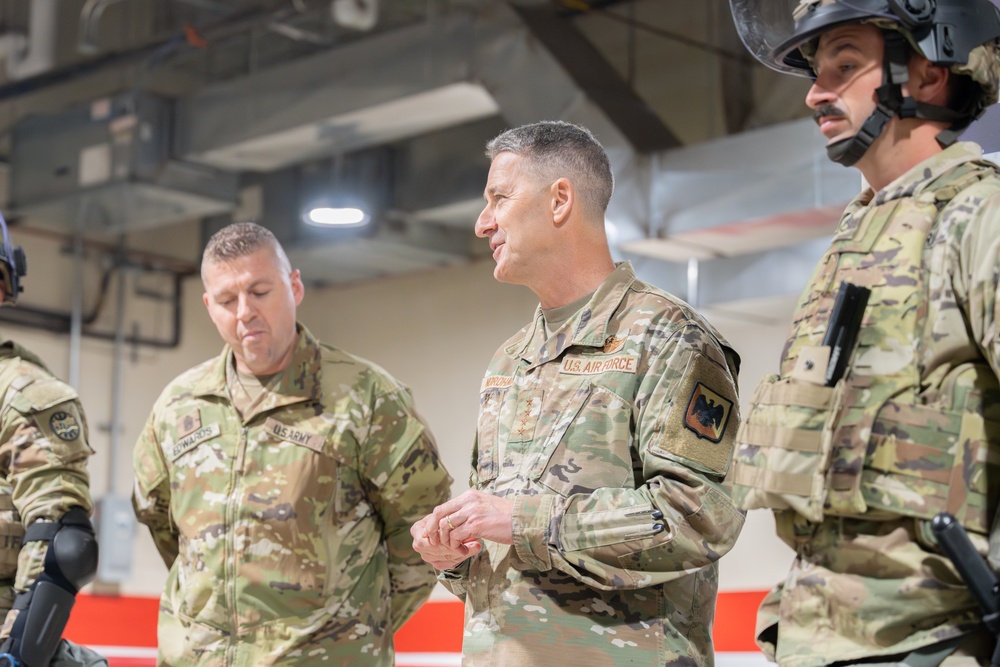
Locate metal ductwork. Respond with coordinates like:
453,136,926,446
8,91,239,234
4,0,861,310
622,118,860,315
176,2,654,282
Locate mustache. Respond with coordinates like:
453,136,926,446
813,105,846,123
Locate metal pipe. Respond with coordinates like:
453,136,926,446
687,257,700,308
8,0,59,79
67,197,90,390
108,244,127,496
12,224,199,275
0,269,187,348
0,1,291,104
79,0,131,55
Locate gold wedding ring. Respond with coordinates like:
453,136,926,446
446,515,456,530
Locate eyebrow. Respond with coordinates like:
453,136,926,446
212,277,273,298
484,184,505,200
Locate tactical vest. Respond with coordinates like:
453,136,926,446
732,161,1000,536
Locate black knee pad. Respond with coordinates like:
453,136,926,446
2,507,98,667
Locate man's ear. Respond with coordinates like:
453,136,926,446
290,269,305,306
551,177,573,226
909,58,950,105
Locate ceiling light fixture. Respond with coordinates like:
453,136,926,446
306,206,368,226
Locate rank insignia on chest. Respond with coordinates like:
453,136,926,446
602,333,628,354
177,410,202,438
683,382,733,443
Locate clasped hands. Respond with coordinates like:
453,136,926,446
410,489,515,571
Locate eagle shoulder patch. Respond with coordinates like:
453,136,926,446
683,382,733,443
654,353,739,476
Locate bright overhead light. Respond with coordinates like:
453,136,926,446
306,207,367,226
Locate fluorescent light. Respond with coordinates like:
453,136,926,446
307,207,367,226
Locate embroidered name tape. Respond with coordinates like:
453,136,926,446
560,354,638,375
264,417,325,453
481,375,514,392
168,423,221,461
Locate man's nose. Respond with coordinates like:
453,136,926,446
475,205,494,238
805,79,835,110
237,294,255,321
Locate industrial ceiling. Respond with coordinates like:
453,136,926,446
0,0,864,318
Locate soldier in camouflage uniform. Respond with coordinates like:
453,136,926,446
411,121,745,666
0,217,103,667
727,1,1000,665
132,222,452,666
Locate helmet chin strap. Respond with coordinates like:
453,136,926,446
825,30,968,167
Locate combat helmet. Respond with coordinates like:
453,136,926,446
729,0,1000,165
0,213,26,305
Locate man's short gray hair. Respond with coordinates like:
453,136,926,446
201,222,291,279
485,121,614,218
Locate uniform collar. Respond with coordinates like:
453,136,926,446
0,333,50,372
853,141,985,211
507,262,637,369
192,322,323,412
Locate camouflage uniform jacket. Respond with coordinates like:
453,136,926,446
749,143,1000,667
0,336,94,635
132,324,452,667
441,262,745,667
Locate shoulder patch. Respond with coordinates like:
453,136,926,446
49,410,81,442
654,352,739,476
683,382,733,443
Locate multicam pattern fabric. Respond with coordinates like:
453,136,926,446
441,262,744,667
0,337,94,641
132,324,452,667
741,142,1000,667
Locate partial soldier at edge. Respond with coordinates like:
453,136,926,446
727,1,1000,666
0,216,103,667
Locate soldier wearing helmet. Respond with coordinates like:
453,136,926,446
727,1,1000,666
0,218,103,667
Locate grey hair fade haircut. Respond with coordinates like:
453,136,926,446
201,222,291,279
485,121,614,218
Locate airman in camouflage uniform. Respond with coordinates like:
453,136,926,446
412,121,744,666
133,222,452,666
727,1,1000,665
0,218,104,667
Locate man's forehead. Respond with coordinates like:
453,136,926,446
203,249,282,289
486,152,522,188
816,22,882,53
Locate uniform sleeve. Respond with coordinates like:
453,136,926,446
510,324,746,590
0,373,94,636
131,405,178,567
364,386,452,631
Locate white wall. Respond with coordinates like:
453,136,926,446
5,222,795,598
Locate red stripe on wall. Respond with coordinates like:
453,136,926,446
65,594,159,647
714,589,767,652
64,590,766,654
393,599,466,653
